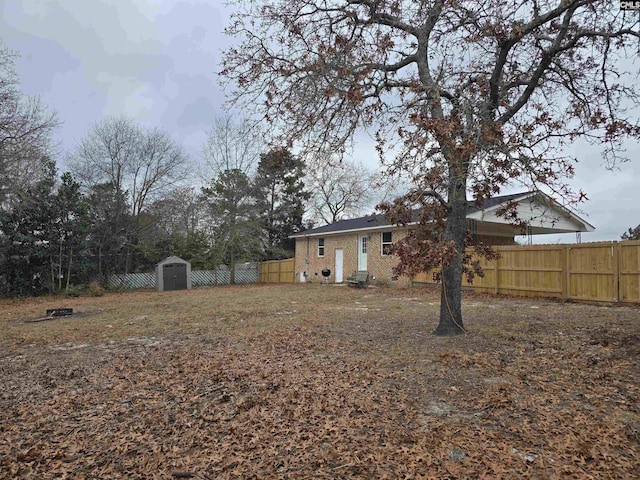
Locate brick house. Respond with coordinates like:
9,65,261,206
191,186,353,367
291,191,595,286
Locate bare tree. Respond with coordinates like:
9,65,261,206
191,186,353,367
0,42,59,207
69,116,189,220
306,153,376,224
131,127,191,220
202,115,262,178
147,186,206,238
69,116,136,195
69,116,189,273
200,115,265,275
222,0,640,335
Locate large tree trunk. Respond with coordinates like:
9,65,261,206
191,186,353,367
58,239,63,292
98,243,103,279
434,179,467,336
65,248,73,292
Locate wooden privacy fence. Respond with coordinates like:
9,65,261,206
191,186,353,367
258,258,295,283
412,240,640,304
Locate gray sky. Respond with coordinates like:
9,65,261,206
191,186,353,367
1,0,638,243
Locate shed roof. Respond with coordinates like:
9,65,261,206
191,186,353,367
291,191,595,238
156,255,190,266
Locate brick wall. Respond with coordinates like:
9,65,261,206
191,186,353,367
294,228,411,286
295,229,515,286
295,233,359,284
364,229,410,286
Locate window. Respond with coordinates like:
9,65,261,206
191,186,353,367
318,237,325,257
361,236,368,254
381,231,393,256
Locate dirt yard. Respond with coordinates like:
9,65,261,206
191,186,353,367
0,284,638,479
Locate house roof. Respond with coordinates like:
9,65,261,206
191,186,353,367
291,191,595,238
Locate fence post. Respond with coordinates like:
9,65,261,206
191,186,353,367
563,246,570,300
494,255,499,295
613,241,620,303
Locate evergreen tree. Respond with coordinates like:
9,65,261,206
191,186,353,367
86,183,133,280
253,148,310,259
0,164,89,295
166,231,210,270
50,172,91,291
622,225,640,241
203,168,262,283
0,161,56,295
143,186,210,267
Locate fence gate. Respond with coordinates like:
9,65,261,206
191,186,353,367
258,258,295,283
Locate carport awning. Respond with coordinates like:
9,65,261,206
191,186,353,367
474,221,591,237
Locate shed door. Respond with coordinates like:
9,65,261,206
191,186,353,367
163,263,187,291
358,235,368,271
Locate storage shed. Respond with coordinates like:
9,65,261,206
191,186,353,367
156,256,192,292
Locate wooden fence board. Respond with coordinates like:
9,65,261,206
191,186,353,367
619,240,640,303
258,258,295,284
567,243,617,302
411,241,640,304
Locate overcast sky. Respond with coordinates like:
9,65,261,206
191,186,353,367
1,0,638,243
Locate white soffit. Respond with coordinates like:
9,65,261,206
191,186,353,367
466,193,595,233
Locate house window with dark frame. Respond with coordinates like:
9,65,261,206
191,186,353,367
318,237,325,257
381,231,393,256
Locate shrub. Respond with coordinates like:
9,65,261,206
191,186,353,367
62,281,106,298
87,281,105,297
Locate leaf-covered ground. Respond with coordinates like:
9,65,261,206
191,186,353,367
1,285,638,478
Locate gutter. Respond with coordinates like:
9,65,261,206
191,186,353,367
289,222,417,239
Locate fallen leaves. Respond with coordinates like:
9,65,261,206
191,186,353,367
0,286,638,478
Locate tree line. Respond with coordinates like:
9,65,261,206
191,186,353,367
0,43,379,296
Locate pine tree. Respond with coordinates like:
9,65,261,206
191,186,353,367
203,168,262,283
50,172,91,291
253,148,310,259
622,225,640,241
86,183,133,280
